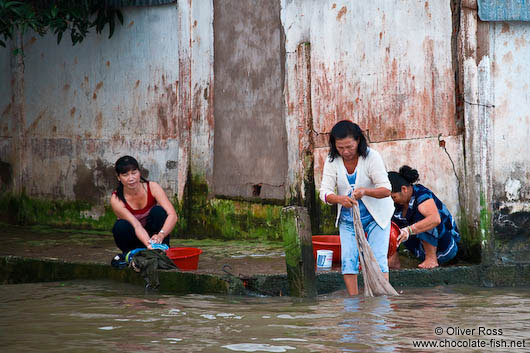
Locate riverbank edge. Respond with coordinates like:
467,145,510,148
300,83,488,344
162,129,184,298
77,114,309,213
1,256,529,296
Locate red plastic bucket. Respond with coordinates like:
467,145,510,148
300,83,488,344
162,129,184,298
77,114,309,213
166,247,202,271
312,222,400,263
388,222,400,257
312,235,341,264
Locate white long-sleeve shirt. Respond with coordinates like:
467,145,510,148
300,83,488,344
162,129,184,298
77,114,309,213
319,148,394,228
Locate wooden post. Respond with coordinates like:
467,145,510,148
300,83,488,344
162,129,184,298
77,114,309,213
281,206,317,298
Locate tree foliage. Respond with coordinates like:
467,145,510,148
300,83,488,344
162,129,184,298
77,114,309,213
0,0,124,48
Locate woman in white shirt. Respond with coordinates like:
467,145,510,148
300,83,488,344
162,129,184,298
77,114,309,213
319,120,394,295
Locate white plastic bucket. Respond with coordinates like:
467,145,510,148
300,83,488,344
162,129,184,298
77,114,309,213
316,250,333,270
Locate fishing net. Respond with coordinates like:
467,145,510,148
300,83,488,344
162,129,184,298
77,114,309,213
352,203,399,296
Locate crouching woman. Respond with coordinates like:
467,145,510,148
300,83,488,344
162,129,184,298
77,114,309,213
110,156,177,254
388,165,460,269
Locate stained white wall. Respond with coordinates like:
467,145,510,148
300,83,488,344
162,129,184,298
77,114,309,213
0,4,195,204
491,22,530,212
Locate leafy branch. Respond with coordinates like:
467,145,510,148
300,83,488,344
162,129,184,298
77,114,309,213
0,0,124,48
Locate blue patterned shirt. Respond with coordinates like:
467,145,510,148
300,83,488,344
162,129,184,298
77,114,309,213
392,184,460,249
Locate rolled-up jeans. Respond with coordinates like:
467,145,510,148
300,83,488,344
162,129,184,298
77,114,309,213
339,218,390,275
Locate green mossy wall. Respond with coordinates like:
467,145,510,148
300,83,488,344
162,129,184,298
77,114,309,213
0,192,116,230
179,175,284,240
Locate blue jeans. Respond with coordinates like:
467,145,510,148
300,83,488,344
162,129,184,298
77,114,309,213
339,218,390,274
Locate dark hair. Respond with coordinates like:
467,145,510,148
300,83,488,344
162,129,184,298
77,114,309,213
388,165,419,192
328,120,368,161
114,155,148,203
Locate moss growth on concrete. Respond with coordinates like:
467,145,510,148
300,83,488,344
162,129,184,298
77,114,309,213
280,210,300,269
179,174,284,241
455,207,483,264
0,175,286,242
315,200,338,235
0,192,116,230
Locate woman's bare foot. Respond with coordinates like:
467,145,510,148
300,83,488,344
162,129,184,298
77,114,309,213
419,241,439,268
418,258,439,268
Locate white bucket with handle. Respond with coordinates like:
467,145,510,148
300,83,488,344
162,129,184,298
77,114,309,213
316,250,333,270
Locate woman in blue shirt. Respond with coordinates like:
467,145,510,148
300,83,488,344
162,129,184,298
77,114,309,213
388,166,460,269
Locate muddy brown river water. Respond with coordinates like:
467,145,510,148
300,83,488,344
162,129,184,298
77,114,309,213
1,280,529,352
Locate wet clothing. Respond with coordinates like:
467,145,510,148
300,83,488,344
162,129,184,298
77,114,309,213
340,217,390,274
112,205,170,254
392,184,460,263
319,148,394,229
130,249,177,288
113,182,157,227
339,170,389,274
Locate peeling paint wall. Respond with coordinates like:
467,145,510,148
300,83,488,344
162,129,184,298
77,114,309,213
283,0,462,217
1,4,190,204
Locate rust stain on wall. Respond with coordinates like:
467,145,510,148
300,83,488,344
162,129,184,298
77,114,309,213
25,37,37,47
514,36,528,50
336,6,347,21
502,51,514,64
28,111,46,133
92,82,103,100
311,33,456,146
1,103,11,135
95,112,103,133
1,103,11,119
424,1,432,19
70,107,76,117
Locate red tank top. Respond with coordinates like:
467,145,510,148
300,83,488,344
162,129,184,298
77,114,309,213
114,182,157,227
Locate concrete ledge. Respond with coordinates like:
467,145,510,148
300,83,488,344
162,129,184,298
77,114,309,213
2,256,529,296
0,256,236,295
480,263,530,287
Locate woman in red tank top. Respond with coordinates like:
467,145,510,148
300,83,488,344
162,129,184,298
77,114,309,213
110,156,178,254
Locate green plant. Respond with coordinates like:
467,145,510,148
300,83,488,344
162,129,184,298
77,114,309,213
0,0,124,48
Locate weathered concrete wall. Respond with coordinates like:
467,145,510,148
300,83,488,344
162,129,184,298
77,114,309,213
489,21,530,263
0,4,191,207
213,0,287,200
190,0,215,186
283,0,462,218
